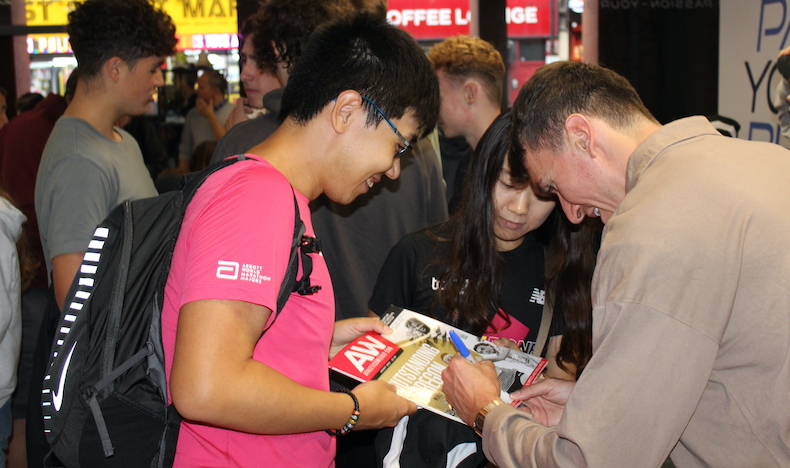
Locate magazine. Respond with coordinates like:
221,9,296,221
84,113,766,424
328,305,548,423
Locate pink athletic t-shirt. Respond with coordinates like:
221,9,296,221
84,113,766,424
161,155,336,467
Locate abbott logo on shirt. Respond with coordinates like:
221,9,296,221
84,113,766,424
217,260,239,280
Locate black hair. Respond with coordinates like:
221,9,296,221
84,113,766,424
16,92,44,114
433,111,510,334
202,70,228,95
545,214,601,377
280,13,439,139
509,61,658,183
66,0,177,79
251,0,347,74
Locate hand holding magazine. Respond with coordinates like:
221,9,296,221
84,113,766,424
328,306,547,423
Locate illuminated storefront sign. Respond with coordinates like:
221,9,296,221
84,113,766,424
27,33,71,54
387,0,552,40
25,0,238,52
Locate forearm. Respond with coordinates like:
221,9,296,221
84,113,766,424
484,405,584,468
52,252,84,310
171,299,352,434
206,113,226,141
172,357,355,434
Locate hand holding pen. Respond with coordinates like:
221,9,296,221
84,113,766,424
443,331,502,425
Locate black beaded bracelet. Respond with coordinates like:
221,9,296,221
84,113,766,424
326,388,360,436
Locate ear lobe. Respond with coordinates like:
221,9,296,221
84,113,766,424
331,90,363,134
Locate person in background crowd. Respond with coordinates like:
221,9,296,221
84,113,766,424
443,60,790,468
222,20,281,132
29,1,176,464
13,94,44,116
176,70,233,172
209,0,349,163
0,68,77,468
427,35,506,212
0,186,32,468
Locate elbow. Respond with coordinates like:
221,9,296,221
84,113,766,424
170,371,223,422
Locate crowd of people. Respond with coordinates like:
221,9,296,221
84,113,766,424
0,0,788,467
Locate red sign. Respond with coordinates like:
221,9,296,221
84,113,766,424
387,0,552,40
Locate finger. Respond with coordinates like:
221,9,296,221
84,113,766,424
510,377,555,400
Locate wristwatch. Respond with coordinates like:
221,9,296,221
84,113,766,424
473,399,505,436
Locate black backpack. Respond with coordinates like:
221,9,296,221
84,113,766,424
40,155,321,467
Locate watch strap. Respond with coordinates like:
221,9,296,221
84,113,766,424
473,399,505,436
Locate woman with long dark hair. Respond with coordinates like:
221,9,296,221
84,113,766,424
367,112,600,467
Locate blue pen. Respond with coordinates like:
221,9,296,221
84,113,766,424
448,330,479,364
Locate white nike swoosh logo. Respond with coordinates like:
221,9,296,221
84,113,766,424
53,341,78,412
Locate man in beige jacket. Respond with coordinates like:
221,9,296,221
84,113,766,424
443,61,790,467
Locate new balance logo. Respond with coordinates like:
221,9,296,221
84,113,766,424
216,260,239,280
529,288,545,305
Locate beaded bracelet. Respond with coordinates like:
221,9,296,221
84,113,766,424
326,388,360,436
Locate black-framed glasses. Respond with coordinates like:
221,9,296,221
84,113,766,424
361,95,412,158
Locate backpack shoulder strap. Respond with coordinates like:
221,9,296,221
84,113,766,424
180,154,247,209
276,192,305,314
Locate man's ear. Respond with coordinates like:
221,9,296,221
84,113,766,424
463,80,478,104
565,114,593,155
331,90,364,135
105,57,124,84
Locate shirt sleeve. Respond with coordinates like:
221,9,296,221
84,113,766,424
178,164,297,315
43,156,115,258
483,304,718,467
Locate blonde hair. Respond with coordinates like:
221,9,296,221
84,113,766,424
428,35,505,105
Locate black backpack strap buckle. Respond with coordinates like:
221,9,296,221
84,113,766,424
294,235,322,296
300,235,322,254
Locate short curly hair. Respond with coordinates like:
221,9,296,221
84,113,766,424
66,0,177,79
428,35,505,106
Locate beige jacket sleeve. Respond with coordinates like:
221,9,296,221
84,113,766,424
482,304,718,468
483,405,586,468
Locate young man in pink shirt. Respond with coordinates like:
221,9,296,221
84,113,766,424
162,13,440,467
